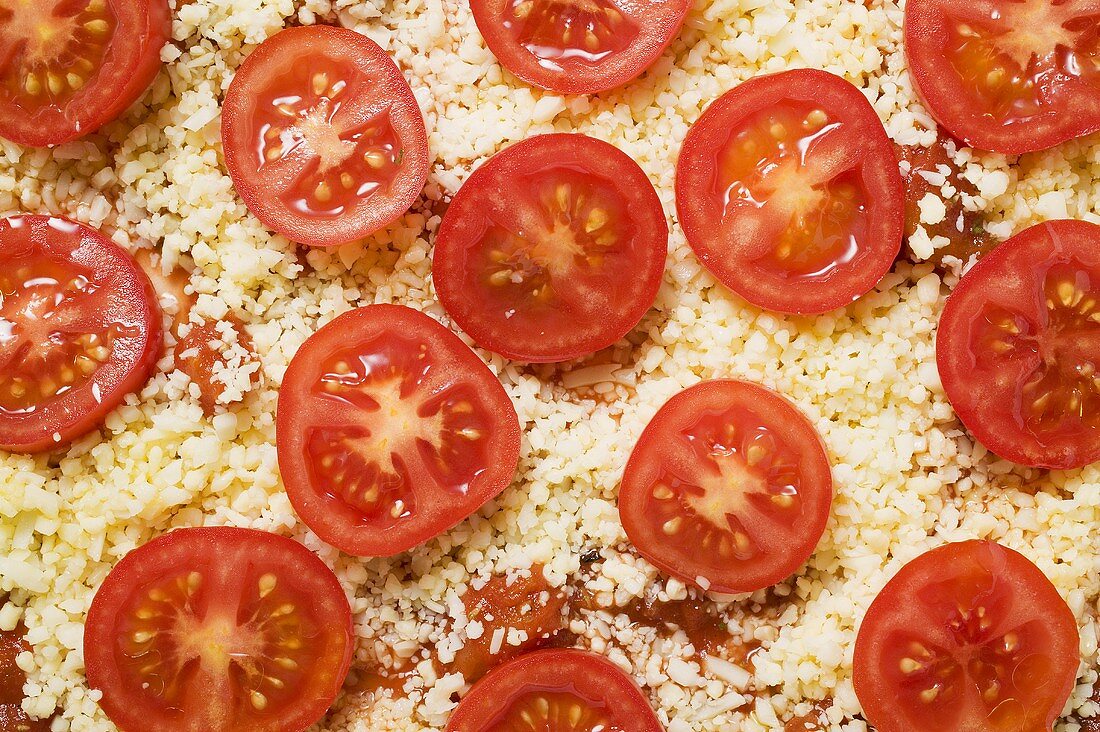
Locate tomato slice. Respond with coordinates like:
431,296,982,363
618,380,832,594
445,649,663,732
470,0,691,94
853,540,1079,732
433,133,668,363
937,220,1100,469
276,303,522,556
0,0,169,147
173,315,261,415
222,26,430,247
676,69,904,315
1,626,51,731
84,527,353,732
0,215,162,453
905,0,1100,154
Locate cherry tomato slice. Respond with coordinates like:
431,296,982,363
433,133,668,363
276,303,521,556
905,0,1100,154
222,26,429,247
618,380,833,594
0,215,162,453
0,0,169,147
676,69,904,315
470,0,692,94
937,220,1100,469
446,649,663,732
853,540,1079,732
84,527,353,732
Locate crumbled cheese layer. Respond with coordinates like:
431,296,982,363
0,1,1098,731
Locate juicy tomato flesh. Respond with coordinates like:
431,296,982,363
449,567,566,683
254,58,404,219
0,254,115,415
473,168,636,323
895,138,994,265
938,220,1100,468
305,334,493,528
716,103,867,281
86,528,353,732
446,649,662,732
0,0,116,113
173,316,260,415
972,262,1100,439
619,380,832,594
134,249,195,334
854,541,1079,732
648,405,807,565
944,1,1099,127
483,686,620,731
504,0,637,70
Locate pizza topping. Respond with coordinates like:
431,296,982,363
0,215,162,453
84,527,353,732
174,316,261,415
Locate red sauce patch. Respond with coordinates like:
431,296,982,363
448,566,567,684
895,138,994,265
173,315,261,415
0,627,50,732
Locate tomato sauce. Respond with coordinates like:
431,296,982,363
173,314,261,415
0,627,50,732
447,566,567,683
895,138,994,265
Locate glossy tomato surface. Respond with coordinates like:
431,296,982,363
0,0,169,147
677,69,904,314
853,540,1079,732
433,133,667,363
222,26,429,246
84,527,354,732
0,215,162,453
471,0,692,94
619,380,833,594
937,219,1100,469
905,0,1100,154
276,304,521,556
446,649,663,732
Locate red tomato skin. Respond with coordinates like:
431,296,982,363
0,0,170,147
84,527,354,732
445,648,664,732
936,219,1100,469
276,303,522,557
904,0,1100,155
619,379,833,594
853,540,1079,732
221,26,429,247
470,0,692,95
676,69,904,315
433,133,668,363
0,215,163,453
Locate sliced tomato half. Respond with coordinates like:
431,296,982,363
470,0,692,94
0,215,162,453
677,69,904,314
937,219,1100,469
276,304,521,556
905,0,1100,154
433,133,668,363
0,0,169,147
853,540,1079,732
222,26,429,247
619,380,833,594
446,649,663,732
84,527,354,732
